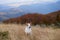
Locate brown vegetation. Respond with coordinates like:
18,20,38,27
3,10,60,26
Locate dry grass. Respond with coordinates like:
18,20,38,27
0,24,60,40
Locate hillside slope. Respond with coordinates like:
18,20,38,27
3,10,60,25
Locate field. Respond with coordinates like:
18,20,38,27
0,24,60,40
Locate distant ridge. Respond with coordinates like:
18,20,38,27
3,10,60,25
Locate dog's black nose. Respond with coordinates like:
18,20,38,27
29,27,31,28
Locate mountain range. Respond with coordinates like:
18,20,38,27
3,10,60,24
18,1,60,13
0,1,60,21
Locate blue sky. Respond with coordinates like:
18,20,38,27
0,0,60,7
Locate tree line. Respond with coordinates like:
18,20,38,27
3,10,60,26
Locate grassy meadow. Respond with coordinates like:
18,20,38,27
0,24,60,40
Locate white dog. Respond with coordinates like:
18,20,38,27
25,23,32,35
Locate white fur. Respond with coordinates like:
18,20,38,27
25,23,32,34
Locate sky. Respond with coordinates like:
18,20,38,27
0,0,60,7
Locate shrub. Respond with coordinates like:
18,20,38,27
0,31,10,40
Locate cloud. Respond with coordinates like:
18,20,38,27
35,0,59,3
0,12,7,15
6,1,36,7
1,0,60,7
0,0,33,4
